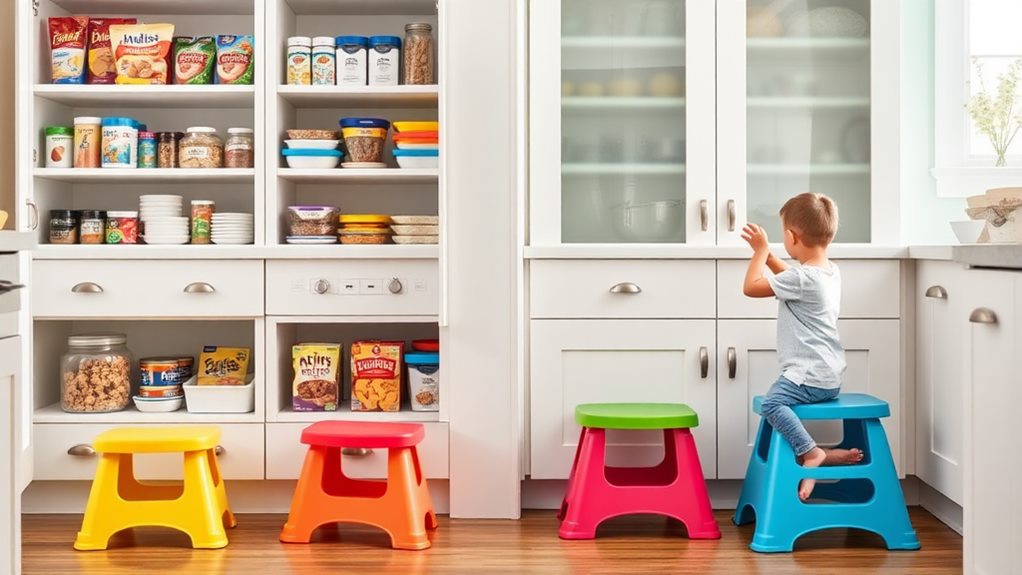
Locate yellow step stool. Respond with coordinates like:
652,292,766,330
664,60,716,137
74,426,237,551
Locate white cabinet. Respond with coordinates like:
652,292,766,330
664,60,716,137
915,261,968,505
716,319,902,478
963,270,1022,575
530,319,717,479
1,336,23,575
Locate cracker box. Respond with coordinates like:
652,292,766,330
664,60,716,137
350,341,402,412
197,346,250,385
292,343,340,411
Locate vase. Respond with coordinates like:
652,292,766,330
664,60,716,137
995,151,1008,167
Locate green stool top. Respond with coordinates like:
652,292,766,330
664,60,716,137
574,403,699,430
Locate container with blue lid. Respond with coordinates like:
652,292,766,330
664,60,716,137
369,36,402,49
407,351,439,412
336,35,369,47
282,148,343,157
368,36,401,86
339,117,391,129
392,148,439,157
406,352,440,365
282,148,342,169
101,117,136,127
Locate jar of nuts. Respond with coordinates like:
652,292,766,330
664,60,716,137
60,334,134,413
179,127,224,168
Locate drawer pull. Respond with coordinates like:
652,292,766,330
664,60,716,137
699,346,708,379
727,199,736,232
341,447,374,457
699,199,708,232
388,278,404,294
727,347,737,379
27,199,39,231
609,282,642,294
183,282,216,294
313,279,331,295
969,307,998,325
214,445,225,456
71,282,104,294
67,444,96,457
924,285,947,299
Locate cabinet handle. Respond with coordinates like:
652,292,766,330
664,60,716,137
727,347,737,379
313,279,330,295
71,282,104,294
924,285,947,299
183,282,215,294
609,282,641,294
67,444,95,457
969,307,998,325
699,346,709,379
341,447,374,457
214,445,225,456
26,199,39,231
388,278,403,294
699,199,708,232
727,199,736,232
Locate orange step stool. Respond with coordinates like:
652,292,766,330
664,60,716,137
280,421,438,550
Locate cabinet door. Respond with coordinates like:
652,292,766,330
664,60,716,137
530,0,716,245
915,262,966,504
716,0,899,245
964,271,1021,575
717,319,901,479
530,319,716,479
0,336,22,575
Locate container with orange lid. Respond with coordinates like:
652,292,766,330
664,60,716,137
338,213,391,244
339,214,391,226
139,385,183,398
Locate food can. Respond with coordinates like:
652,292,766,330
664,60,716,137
139,357,182,386
100,117,138,168
49,209,79,244
406,352,439,412
105,211,138,244
312,36,336,85
286,36,312,85
191,200,215,244
177,356,195,380
79,210,105,244
45,126,74,168
73,117,102,168
137,130,157,168
139,385,183,398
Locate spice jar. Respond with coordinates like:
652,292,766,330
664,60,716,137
403,23,435,85
287,36,312,85
79,210,105,244
157,131,183,168
45,126,74,168
368,35,401,86
61,334,133,413
73,116,102,168
191,200,215,244
224,128,254,168
101,117,138,168
336,36,368,86
312,36,336,85
105,211,138,244
179,127,224,168
137,131,157,168
49,209,78,244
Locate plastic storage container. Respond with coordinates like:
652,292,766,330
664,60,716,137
406,352,439,411
403,23,435,85
393,148,439,169
60,334,134,413
287,36,312,85
49,209,78,244
336,36,368,86
182,374,255,413
225,127,255,168
45,126,74,168
179,127,224,168
340,117,390,163
287,205,340,236
100,117,138,168
368,35,401,86
312,36,336,85
282,148,342,169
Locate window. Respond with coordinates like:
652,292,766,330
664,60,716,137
967,0,1022,159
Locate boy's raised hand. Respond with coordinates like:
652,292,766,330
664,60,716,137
741,223,769,253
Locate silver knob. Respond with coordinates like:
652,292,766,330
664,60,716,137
925,285,947,299
183,282,215,294
71,282,104,294
341,447,374,457
609,282,642,294
313,279,330,295
67,444,96,457
214,445,225,456
388,278,403,294
969,307,998,324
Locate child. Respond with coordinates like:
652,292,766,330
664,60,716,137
740,192,862,501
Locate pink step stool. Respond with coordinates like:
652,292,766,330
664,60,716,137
558,403,721,540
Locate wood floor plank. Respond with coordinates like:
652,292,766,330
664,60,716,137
23,508,962,574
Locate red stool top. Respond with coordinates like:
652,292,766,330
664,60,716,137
300,420,425,449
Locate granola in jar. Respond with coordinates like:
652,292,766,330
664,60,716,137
179,126,223,168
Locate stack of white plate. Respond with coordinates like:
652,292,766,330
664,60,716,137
211,212,254,245
139,195,184,220
139,195,188,245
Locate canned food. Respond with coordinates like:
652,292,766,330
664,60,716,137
177,356,195,380
139,357,181,386
105,211,138,244
139,385,183,398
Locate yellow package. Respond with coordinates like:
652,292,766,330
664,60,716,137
109,23,174,84
351,341,402,412
198,346,250,385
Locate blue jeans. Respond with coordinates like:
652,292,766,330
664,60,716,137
760,376,840,456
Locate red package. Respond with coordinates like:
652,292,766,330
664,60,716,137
87,18,137,84
48,16,89,84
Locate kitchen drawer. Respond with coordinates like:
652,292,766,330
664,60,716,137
33,423,264,480
266,260,438,316
32,260,263,318
530,260,716,319
265,422,449,480
716,260,900,319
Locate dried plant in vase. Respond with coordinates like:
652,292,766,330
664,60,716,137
968,58,1022,167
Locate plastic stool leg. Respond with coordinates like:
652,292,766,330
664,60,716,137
558,427,587,522
74,453,125,551
734,418,770,527
558,428,609,540
670,429,720,539
863,420,920,550
280,446,330,543
382,447,434,550
182,450,229,549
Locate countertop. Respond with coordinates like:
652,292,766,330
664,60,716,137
953,244,1022,270
0,231,36,253
524,244,912,259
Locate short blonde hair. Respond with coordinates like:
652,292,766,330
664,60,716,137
779,193,839,247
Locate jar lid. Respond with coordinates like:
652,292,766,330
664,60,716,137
191,200,216,205
157,131,184,140
68,334,127,347
80,210,105,219
405,23,433,32
49,209,75,218
369,35,402,48
186,126,218,134
107,211,138,218
138,131,156,139
74,116,102,125
288,36,312,46
228,127,254,135
339,117,391,129
405,352,439,365
100,117,136,127
312,36,335,46
336,35,368,46
45,126,74,136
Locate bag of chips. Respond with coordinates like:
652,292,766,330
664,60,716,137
49,16,89,84
110,23,175,84
173,36,216,84
87,18,137,84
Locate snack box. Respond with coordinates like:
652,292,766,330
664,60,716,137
292,343,341,412
351,341,403,412
197,346,251,385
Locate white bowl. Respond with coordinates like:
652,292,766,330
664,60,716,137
395,142,440,150
133,396,184,413
611,200,685,242
285,139,341,150
951,220,987,244
142,237,190,245
284,155,341,169
394,156,439,169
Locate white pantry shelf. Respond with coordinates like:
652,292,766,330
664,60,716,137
265,244,439,259
273,408,440,423
562,163,686,176
747,97,870,109
283,0,437,15
33,168,255,184
33,84,255,109
747,38,870,51
277,168,438,184
34,244,440,260
34,403,262,424
50,0,253,14
747,163,870,175
278,85,438,108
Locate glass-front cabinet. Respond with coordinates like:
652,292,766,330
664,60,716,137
530,0,899,247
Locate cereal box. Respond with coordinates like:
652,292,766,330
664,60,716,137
215,35,255,85
351,341,402,412
292,343,340,411
197,346,250,385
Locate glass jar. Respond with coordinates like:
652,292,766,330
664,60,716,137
224,128,254,168
49,209,78,244
191,200,215,244
79,210,105,244
312,36,336,85
403,23,434,85
179,127,224,168
137,130,157,168
60,334,133,413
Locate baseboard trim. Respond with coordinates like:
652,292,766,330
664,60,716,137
917,480,963,535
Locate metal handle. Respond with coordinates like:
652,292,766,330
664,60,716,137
214,445,225,456
925,285,948,299
727,347,737,379
699,346,708,379
727,199,736,232
388,278,403,294
699,199,708,232
341,447,374,457
313,279,330,295
0,281,26,293
67,444,95,457
71,282,104,294
26,199,39,231
183,282,216,294
969,307,998,324
609,282,642,294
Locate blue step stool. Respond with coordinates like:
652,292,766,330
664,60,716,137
733,393,920,553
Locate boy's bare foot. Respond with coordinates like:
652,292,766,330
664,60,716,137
823,447,864,465
798,447,827,501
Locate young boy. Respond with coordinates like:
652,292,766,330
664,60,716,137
740,192,862,501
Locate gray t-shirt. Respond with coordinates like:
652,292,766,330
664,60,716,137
767,263,846,389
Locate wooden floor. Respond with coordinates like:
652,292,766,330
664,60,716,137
23,508,962,574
